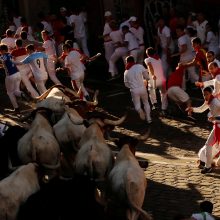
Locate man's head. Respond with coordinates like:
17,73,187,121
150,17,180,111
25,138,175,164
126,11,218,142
6,29,13,37
0,44,8,54
200,200,213,214
146,47,156,57
20,31,28,40
206,51,215,63
41,30,49,41
208,61,219,77
175,25,185,38
26,44,35,54
122,25,129,35
125,55,135,64
104,11,112,22
60,7,67,16
191,37,202,50
203,86,213,102
62,43,71,54
15,39,23,48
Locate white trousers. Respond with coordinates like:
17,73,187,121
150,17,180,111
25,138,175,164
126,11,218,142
19,66,39,98
5,72,22,108
130,87,151,122
148,79,168,110
198,127,220,168
104,41,114,64
109,47,128,76
47,58,62,85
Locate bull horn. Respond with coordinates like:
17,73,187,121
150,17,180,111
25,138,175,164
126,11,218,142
34,84,66,101
103,114,127,126
64,87,79,98
136,128,151,141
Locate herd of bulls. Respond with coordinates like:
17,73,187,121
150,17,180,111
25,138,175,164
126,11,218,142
0,84,152,220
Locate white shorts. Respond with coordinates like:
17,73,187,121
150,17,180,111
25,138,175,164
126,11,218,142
167,86,189,103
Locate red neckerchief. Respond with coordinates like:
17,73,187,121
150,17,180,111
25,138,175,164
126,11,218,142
213,123,220,145
125,62,135,70
148,54,160,60
207,95,215,105
44,36,52,41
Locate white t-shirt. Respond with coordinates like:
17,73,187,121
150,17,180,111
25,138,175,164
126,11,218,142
15,26,35,41
157,26,174,51
65,50,84,80
41,21,54,36
1,37,16,52
124,32,139,51
144,57,165,85
192,212,215,220
130,26,144,45
13,16,21,30
193,20,208,44
124,64,149,90
178,34,194,62
22,52,48,82
69,14,86,38
109,30,124,47
206,31,219,53
42,39,57,57
103,22,112,42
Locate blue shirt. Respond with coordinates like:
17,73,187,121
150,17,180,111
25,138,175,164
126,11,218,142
0,53,18,76
21,52,48,64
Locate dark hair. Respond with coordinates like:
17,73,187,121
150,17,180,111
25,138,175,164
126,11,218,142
15,39,23,47
146,47,155,56
203,86,213,94
192,37,201,45
20,31,27,40
26,44,35,51
206,51,215,56
65,40,73,47
126,55,135,63
209,61,219,68
62,43,71,50
20,17,27,24
6,29,13,37
0,44,8,52
200,201,213,214
122,25,129,31
41,30,49,35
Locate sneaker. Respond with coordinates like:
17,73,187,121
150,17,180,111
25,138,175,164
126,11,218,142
4,107,20,113
197,160,205,169
201,167,212,174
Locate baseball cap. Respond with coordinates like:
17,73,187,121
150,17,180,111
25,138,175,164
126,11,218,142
128,16,137,22
104,11,112,17
60,7,67,12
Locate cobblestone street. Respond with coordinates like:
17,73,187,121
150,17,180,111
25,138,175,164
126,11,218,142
0,74,220,219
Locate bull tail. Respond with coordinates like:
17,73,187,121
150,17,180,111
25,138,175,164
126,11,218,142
125,180,152,220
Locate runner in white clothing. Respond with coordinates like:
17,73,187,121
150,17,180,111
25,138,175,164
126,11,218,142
129,16,145,64
108,20,128,79
145,47,168,113
19,44,48,94
41,30,62,85
62,43,90,100
124,55,152,124
1,29,16,52
186,86,220,174
122,25,141,63
11,39,39,98
69,8,90,57
103,11,114,64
